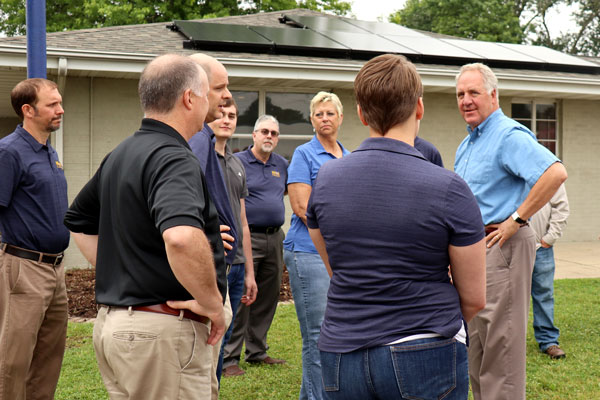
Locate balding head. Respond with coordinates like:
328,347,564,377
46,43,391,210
189,53,232,123
139,53,206,115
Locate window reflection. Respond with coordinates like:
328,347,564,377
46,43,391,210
266,92,313,135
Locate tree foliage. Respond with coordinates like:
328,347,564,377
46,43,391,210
0,0,351,36
389,0,524,43
389,0,600,56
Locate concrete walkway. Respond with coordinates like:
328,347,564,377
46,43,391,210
554,241,600,279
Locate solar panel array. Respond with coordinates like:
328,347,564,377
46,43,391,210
169,15,599,74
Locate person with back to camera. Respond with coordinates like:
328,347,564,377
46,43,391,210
305,54,487,400
283,91,350,400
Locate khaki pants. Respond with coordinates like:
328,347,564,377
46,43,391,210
468,225,536,400
94,296,232,400
0,251,68,400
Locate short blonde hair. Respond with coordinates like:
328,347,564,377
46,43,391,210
310,91,343,117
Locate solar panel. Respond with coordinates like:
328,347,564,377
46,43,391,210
346,19,428,37
386,35,481,59
441,39,543,63
285,15,370,34
173,21,271,46
319,30,418,54
250,25,348,54
497,43,598,67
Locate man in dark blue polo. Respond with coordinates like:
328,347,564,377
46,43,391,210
188,53,238,271
223,115,288,376
0,78,69,400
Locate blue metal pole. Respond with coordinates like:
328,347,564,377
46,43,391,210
26,0,47,78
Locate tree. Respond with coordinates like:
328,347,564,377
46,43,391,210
389,0,525,43
0,0,351,36
389,0,600,56
524,0,600,56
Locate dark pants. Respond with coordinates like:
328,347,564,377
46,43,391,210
223,229,284,366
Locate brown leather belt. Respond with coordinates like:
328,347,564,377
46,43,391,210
484,223,528,236
101,303,209,325
1,243,64,266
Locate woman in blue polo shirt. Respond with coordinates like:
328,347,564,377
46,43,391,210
305,55,486,399
284,91,349,400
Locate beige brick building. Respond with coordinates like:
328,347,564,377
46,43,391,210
0,9,598,268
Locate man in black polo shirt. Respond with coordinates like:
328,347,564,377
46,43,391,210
0,78,68,400
64,54,226,399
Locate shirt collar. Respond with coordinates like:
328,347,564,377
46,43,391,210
354,137,427,161
246,145,278,166
467,108,504,139
139,118,190,149
309,134,349,156
16,124,47,152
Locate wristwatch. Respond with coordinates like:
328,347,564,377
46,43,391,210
511,211,527,225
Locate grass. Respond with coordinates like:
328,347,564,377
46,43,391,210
56,279,600,399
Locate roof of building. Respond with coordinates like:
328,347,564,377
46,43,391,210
0,7,599,113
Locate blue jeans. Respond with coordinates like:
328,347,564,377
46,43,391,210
284,250,330,400
320,338,469,400
531,246,560,351
216,263,245,381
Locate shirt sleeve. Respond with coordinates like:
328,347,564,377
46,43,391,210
445,174,485,246
188,130,210,173
64,165,102,235
240,163,249,199
145,149,207,234
543,184,569,246
500,128,559,187
305,189,319,229
287,147,312,185
0,148,19,207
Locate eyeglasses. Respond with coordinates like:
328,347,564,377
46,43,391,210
255,128,280,137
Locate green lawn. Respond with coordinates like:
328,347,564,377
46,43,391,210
56,278,600,399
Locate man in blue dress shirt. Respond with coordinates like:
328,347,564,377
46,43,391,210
454,63,568,400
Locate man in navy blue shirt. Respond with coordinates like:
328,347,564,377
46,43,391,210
188,53,238,269
0,78,69,400
223,115,288,376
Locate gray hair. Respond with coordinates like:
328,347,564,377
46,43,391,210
456,63,500,99
253,114,279,131
139,54,204,114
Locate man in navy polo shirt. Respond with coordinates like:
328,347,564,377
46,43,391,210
0,78,69,400
188,53,238,271
223,115,288,376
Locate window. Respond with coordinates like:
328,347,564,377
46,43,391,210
229,90,317,159
511,100,558,155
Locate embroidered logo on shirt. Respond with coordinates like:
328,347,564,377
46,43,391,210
55,161,63,170
272,170,280,178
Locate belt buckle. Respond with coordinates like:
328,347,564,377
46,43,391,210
53,254,64,266
266,227,275,234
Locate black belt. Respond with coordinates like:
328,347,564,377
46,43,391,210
249,225,280,234
100,303,209,325
1,243,64,266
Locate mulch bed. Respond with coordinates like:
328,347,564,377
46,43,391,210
66,266,293,319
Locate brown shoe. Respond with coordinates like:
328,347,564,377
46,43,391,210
248,355,286,365
223,365,245,377
545,345,566,359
